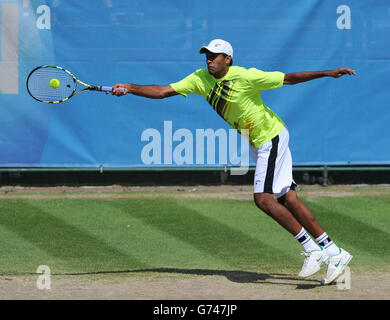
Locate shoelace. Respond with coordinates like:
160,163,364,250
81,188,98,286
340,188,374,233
300,250,314,267
301,251,313,257
301,250,330,266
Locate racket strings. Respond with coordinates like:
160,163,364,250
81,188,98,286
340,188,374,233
27,67,76,102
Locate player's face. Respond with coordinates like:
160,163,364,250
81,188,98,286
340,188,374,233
205,51,230,78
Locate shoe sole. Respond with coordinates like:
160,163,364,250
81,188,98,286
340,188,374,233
321,254,353,285
298,267,320,278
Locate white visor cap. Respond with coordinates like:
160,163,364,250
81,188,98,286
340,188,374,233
199,39,233,58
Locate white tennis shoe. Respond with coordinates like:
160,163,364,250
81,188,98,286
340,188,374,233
321,248,353,285
298,246,329,278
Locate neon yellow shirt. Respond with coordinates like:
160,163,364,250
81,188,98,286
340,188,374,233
170,66,285,148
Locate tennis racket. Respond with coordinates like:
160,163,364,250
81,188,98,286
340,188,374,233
26,65,124,103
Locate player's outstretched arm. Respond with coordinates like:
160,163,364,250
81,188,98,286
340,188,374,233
283,67,356,85
111,83,179,99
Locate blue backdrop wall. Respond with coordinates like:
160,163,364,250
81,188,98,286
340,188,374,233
0,0,389,168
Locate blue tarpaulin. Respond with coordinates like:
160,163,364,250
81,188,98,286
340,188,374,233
0,0,389,168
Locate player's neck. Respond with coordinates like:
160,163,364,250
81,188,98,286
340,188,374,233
214,66,230,79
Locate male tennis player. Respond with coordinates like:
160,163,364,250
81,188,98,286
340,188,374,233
111,39,355,285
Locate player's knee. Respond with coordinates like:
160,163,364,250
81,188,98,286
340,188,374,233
278,197,294,210
253,193,275,213
277,191,298,211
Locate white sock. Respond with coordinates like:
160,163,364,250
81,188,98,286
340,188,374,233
294,227,321,251
315,232,340,256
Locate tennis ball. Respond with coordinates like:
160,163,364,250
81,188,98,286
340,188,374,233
50,78,60,89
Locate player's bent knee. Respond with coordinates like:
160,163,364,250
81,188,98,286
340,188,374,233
277,190,298,210
279,198,296,210
253,193,275,213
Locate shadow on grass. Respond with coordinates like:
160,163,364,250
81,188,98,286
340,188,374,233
62,267,322,290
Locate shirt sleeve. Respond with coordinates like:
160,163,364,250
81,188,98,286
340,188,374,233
169,71,202,97
246,68,285,91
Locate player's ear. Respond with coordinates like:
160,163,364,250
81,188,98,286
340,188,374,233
224,55,232,66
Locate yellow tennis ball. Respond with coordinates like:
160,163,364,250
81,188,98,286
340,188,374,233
50,78,60,89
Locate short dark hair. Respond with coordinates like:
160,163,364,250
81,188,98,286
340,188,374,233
223,54,233,66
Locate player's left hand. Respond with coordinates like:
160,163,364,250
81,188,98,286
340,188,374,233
328,67,356,78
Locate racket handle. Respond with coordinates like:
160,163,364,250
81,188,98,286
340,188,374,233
100,86,125,93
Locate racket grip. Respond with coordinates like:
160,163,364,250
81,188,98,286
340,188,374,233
101,86,125,93
101,86,113,92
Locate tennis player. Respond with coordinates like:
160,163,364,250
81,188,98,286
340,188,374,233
111,39,355,285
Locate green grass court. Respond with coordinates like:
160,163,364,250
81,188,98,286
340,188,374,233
0,186,389,276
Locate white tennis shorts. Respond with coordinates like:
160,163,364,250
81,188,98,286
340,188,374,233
250,127,296,198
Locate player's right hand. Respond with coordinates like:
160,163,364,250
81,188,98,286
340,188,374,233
110,83,131,96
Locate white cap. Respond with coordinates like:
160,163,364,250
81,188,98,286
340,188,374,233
199,39,233,58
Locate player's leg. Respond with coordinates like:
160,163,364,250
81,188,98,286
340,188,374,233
253,192,302,236
251,128,311,239
251,128,327,277
276,189,324,238
271,134,353,283
279,190,353,284
253,192,328,278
